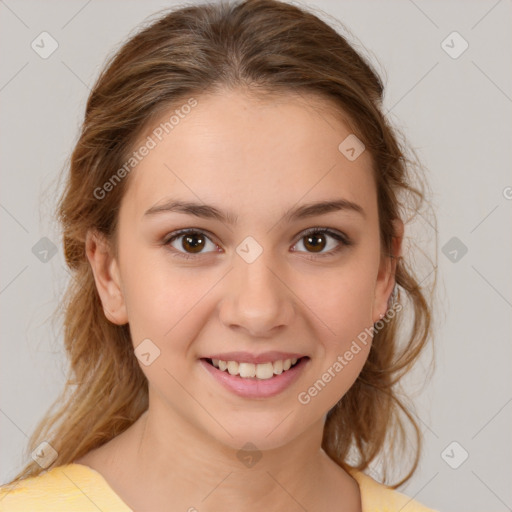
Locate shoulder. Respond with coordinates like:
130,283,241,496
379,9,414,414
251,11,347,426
348,469,440,512
0,463,131,511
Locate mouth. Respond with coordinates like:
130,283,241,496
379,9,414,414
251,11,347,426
199,356,310,399
202,356,307,379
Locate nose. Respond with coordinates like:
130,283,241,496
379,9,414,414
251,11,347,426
218,252,295,338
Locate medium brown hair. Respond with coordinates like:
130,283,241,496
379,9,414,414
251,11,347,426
5,0,436,490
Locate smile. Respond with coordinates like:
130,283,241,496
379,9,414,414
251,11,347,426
209,357,301,379
200,357,310,399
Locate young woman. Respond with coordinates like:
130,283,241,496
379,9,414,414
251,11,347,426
0,0,438,510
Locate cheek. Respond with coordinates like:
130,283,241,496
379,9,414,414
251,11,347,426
120,246,217,353
291,258,378,344
117,240,175,338
293,271,374,409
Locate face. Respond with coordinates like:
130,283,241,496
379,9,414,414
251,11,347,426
87,89,401,452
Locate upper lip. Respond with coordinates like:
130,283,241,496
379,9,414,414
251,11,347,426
201,351,307,364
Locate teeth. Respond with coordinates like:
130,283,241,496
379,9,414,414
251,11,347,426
239,362,256,378
256,362,274,380
227,361,239,376
209,357,301,379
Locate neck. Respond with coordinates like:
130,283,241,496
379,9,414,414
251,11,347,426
110,393,355,511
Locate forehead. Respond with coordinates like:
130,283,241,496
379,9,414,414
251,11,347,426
120,89,377,222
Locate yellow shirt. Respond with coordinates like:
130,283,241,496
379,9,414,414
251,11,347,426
0,463,439,511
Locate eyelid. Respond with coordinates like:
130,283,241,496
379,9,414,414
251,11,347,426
163,227,219,243
294,226,351,245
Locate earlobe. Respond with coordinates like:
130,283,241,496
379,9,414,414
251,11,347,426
85,229,128,325
372,218,404,323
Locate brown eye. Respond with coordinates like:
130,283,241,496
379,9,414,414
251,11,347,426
303,233,327,253
292,228,351,258
182,233,206,253
166,229,218,257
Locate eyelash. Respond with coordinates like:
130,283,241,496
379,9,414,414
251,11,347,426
162,226,352,261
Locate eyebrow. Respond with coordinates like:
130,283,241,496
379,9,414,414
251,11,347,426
143,198,366,224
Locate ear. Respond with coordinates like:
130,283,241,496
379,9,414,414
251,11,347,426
372,218,404,324
85,229,128,325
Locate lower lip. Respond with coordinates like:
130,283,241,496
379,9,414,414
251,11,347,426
199,358,309,399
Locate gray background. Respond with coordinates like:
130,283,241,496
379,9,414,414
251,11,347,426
1,1,511,510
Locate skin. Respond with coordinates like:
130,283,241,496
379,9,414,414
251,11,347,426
78,88,403,512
